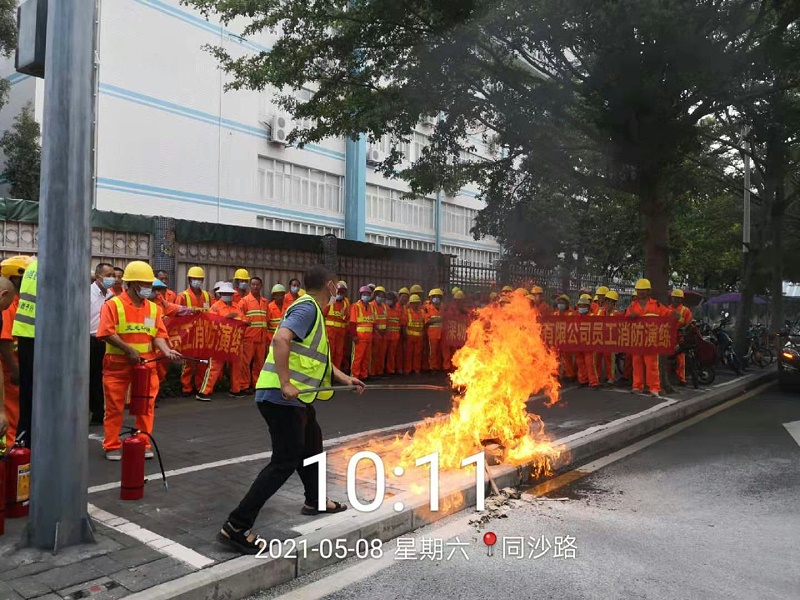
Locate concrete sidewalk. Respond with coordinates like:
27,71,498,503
0,369,773,600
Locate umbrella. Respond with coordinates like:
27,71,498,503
681,290,706,309
707,292,768,305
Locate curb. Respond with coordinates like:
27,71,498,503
127,372,775,600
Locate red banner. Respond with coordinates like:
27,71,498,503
164,313,247,362
443,311,471,348
539,316,678,354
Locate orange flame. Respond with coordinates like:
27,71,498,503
373,291,562,472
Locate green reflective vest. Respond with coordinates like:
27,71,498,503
12,259,37,339
256,294,333,403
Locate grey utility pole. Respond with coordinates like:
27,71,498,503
25,0,96,550
742,125,751,254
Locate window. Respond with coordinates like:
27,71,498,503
442,203,479,237
258,157,343,214
256,216,343,237
366,184,435,231
367,233,435,252
441,245,499,267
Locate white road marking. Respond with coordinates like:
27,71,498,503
88,504,215,570
782,420,800,449
273,514,475,600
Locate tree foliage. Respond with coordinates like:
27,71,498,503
0,0,18,110
0,103,41,200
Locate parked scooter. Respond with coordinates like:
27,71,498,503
710,312,743,375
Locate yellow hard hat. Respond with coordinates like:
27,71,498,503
632,290,638,297
577,296,591,306
526,293,535,300
398,287,410,295
337,280,348,290
454,290,465,300
429,288,443,297
187,266,205,279
531,286,543,294
596,286,609,295
489,292,498,300
557,294,571,303
451,286,461,294
593,295,598,301
271,284,286,294
409,284,424,294
515,287,528,294
671,289,685,298
580,293,592,301
0,255,31,278
374,286,386,293
501,285,513,292
234,268,250,280
409,294,422,303
122,260,155,282
606,290,619,302
298,288,306,297
635,278,652,290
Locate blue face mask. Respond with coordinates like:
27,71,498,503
387,300,395,307
432,297,441,305
361,295,371,303
290,285,300,294
335,294,344,302
578,307,589,315
221,295,233,304
102,276,116,289
190,279,203,289
138,287,153,299
376,296,385,304
238,282,248,290
557,303,567,311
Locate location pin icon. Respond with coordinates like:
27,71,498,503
483,531,497,556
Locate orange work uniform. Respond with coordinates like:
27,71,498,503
282,291,298,312
238,293,270,392
403,305,425,374
97,292,168,451
625,298,670,394
385,303,405,374
350,301,375,380
267,299,285,347
424,302,444,371
200,300,243,395
574,311,600,388
673,303,693,383
1,296,20,447
164,289,177,304
595,307,620,383
370,300,389,376
153,295,181,384
534,301,551,316
176,288,211,393
324,297,350,371
553,307,577,379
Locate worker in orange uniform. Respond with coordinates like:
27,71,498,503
232,269,250,305
267,283,287,344
424,288,445,371
176,266,211,395
574,296,600,388
97,261,182,461
196,282,242,401
625,279,671,396
384,291,405,374
403,294,425,374
530,286,550,316
398,287,410,308
670,289,693,385
236,277,270,396
553,294,577,381
592,286,608,315
323,281,350,371
350,286,375,380
370,286,389,376
155,270,177,303
619,290,636,382
151,278,185,395
0,256,31,447
442,290,469,371
283,277,301,311
596,290,621,384
110,266,124,297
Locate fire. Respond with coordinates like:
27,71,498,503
370,291,562,473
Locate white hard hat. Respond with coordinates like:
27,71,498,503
213,280,225,292
217,282,235,295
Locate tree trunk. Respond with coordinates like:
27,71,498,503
769,192,785,334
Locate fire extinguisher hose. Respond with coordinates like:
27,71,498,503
141,356,209,365
123,427,169,491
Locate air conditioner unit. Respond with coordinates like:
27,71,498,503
367,146,385,165
270,114,293,145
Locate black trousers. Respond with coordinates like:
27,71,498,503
16,336,34,448
89,336,106,421
228,401,323,531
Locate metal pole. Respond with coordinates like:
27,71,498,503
742,126,751,254
25,0,96,550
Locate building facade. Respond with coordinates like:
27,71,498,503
0,0,500,266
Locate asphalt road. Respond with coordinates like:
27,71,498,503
252,384,800,600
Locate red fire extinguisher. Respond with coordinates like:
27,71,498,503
120,428,168,501
129,361,151,416
5,436,31,519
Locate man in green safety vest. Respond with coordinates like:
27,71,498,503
216,265,365,555
11,259,37,447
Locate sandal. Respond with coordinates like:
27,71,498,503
216,521,263,555
301,500,348,516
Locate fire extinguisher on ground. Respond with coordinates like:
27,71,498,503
120,427,168,501
5,431,31,520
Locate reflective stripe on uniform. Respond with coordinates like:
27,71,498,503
106,296,158,356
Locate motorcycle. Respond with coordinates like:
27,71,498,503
671,322,716,388
710,312,743,375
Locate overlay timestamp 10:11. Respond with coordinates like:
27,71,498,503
303,450,489,513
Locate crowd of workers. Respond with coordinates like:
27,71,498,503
0,254,694,463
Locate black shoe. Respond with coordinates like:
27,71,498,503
229,390,247,397
216,521,263,555
180,391,193,398
195,393,212,402
677,380,687,387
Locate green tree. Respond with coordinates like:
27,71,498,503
185,0,765,303
0,0,18,110
0,103,41,200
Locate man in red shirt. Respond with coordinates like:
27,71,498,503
625,279,671,396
